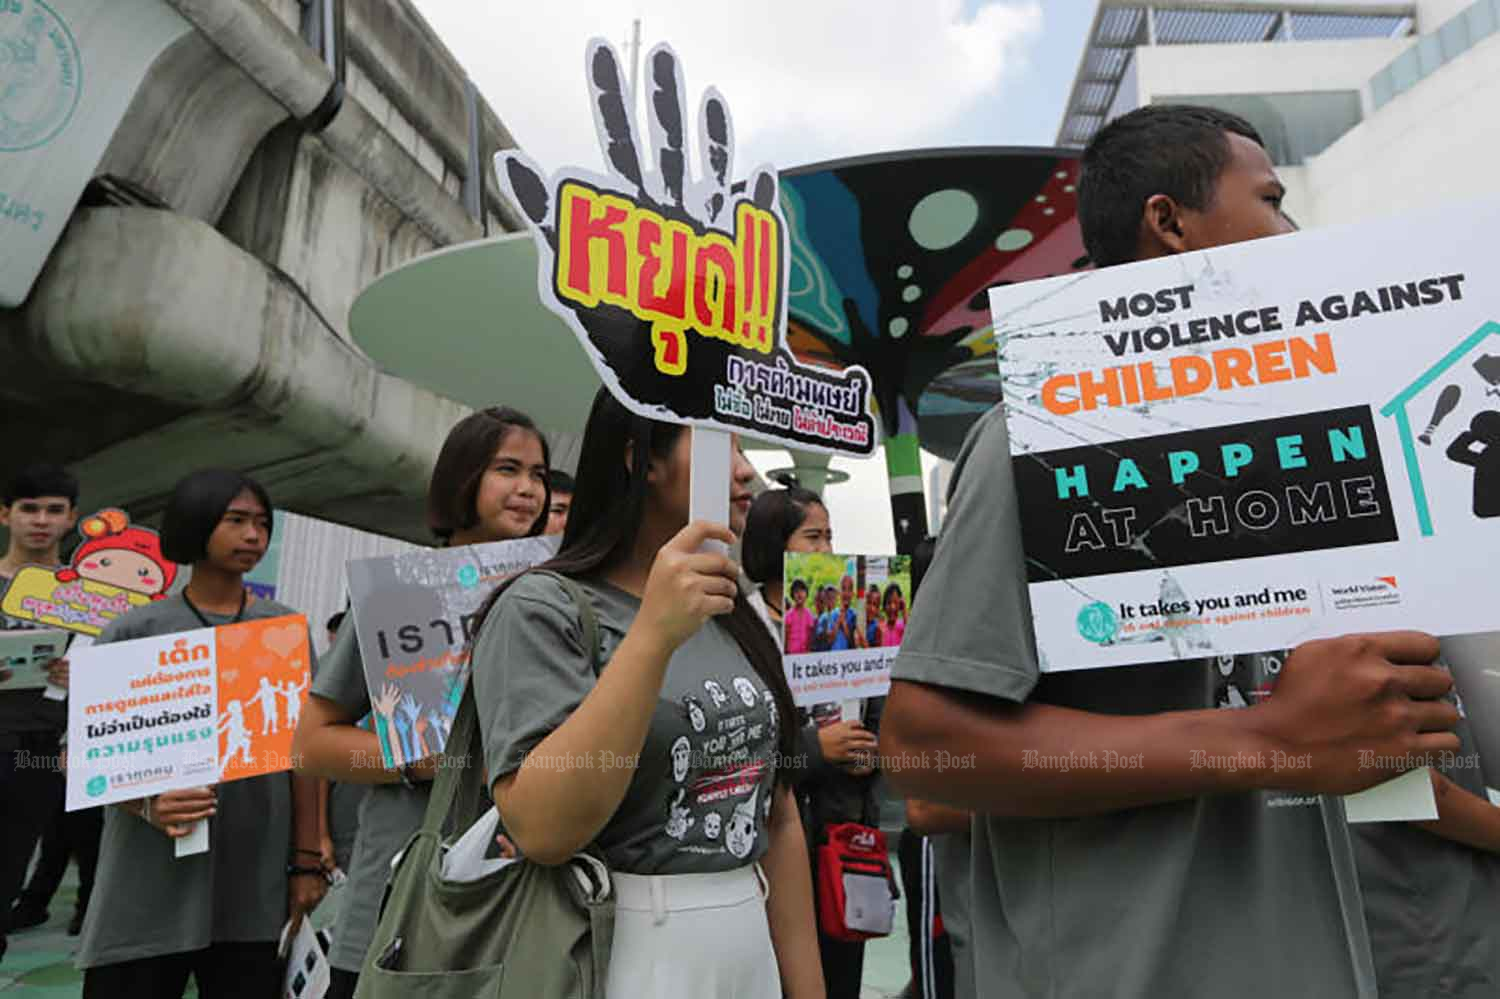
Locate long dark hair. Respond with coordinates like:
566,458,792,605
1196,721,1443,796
740,486,825,585
474,388,799,783
427,406,551,542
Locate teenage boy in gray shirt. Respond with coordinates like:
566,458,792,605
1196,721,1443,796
883,105,1463,999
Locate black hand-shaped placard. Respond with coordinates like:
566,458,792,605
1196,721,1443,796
493,40,877,456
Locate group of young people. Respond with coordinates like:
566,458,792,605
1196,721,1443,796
0,101,1495,999
0,409,575,996
0,462,328,993
782,574,908,655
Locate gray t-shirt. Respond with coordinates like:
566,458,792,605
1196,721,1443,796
472,573,779,874
932,828,972,999
309,616,430,973
1353,712,1500,998
891,406,1366,999
78,595,312,968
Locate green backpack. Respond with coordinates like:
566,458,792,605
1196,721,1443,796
355,573,613,999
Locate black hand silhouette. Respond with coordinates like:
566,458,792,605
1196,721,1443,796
495,42,780,398
492,40,874,454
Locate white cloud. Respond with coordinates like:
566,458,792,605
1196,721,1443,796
411,0,1042,174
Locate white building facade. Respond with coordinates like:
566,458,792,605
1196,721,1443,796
1058,0,1500,227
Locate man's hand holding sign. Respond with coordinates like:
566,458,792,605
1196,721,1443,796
883,120,1469,823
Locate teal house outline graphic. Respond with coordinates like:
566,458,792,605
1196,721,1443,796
1379,321,1500,537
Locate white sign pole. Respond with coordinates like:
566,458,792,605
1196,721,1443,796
690,427,733,556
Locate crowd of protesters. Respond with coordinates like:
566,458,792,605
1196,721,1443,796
0,104,1495,999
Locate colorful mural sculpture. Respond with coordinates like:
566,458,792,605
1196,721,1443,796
776,149,1090,550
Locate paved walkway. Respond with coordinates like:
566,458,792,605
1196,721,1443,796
0,873,98,997
0,863,915,998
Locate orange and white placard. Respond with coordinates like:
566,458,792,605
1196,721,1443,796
66,615,311,811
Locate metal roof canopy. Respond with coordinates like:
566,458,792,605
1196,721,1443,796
1057,1,1416,147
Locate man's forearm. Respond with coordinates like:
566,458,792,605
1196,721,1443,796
905,798,970,836
883,680,1270,818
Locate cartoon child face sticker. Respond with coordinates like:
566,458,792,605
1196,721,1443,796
681,695,706,733
733,676,758,709
703,811,722,840
80,549,167,594
56,509,177,599
725,789,758,860
670,735,692,783
665,788,695,841
704,680,728,709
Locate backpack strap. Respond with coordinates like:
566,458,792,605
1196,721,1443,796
423,571,602,837
543,571,601,674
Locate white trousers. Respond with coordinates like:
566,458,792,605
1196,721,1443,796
606,865,779,999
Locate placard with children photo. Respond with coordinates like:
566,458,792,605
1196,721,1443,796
781,552,909,706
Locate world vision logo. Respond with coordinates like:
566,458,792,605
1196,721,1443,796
555,180,779,377
1326,575,1401,611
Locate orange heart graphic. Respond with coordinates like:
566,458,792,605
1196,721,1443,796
218,625,251,652
261,623,303,661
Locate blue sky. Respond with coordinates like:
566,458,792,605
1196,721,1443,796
954,0,1094,148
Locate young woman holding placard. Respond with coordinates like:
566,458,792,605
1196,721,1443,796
470,389,822,998
78,470,324,999
293,406,552,999
742,487,883,999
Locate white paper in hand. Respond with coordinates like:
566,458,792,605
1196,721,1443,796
1343,767,1439,823
174,819,209,857
279,917,332,999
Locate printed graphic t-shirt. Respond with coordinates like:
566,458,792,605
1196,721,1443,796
891,405,1366,999
78,596,313,968
473,573,779,874
309,616,431,973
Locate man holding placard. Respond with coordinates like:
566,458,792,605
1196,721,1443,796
0,463,79,957
884,105,1489,998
